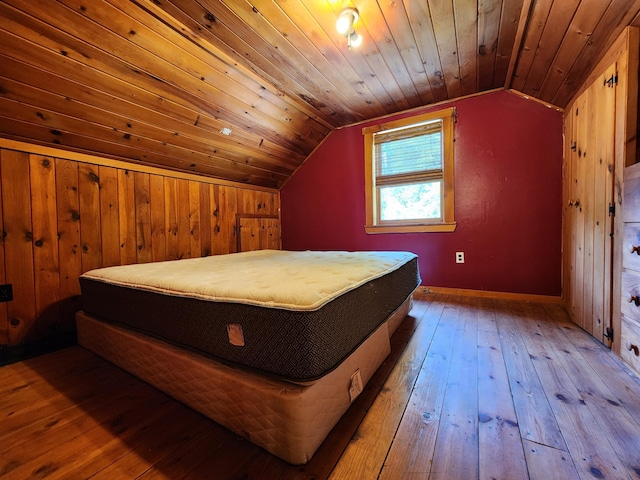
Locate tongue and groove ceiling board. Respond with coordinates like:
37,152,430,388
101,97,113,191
1,0,639,189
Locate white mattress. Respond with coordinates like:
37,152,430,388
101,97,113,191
80,249,418,311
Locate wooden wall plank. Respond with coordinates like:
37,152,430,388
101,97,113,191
98,166,120,268
177,179,191,259
592,63,616,340
149,174,166,262
188,180,202,258
1,149,36,345
199,183,211,257
562,103,574,318
117,169,136,265
55,158,81,330
261,218,281,250
220,186,238,254
581,84,596,336
29,154,60,337
134,172,152,264
238,217,261,252
238,189,253,215
78,163,102,273
163,177,179,261
0,157,7,345
0,142,280,347
210,184,223,256
573,94,588,330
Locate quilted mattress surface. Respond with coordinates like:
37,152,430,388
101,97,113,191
80,249,417,310
79,250,420,381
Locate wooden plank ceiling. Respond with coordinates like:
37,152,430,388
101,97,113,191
1,0,640,189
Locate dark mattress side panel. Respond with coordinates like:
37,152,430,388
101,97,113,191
79,257,420,381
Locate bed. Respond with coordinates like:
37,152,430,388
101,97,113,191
76,250,420,464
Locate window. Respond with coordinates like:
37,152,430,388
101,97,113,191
363,107,456,233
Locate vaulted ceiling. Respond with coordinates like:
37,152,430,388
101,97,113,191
1,0,639,189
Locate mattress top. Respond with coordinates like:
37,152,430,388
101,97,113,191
80,250,417,311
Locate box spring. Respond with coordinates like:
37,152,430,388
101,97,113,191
76,298,411,465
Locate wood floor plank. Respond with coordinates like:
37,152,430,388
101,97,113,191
2,383,175,479
47,400,189,480
510,302,630,480
495,299,567,451
2,295,640,479
527,303,640,479
0,372,151,462
282,293,434,480
0,346,98,394
135,424,232,480
477,329,528,480
0,360,142,440
1,359,126,417
476,296,499,333
378,296,460,479
543,302,640,424
523,440,581,480
0,346,111,389
88,405,211,479
429,296,479,480
328,294,445,479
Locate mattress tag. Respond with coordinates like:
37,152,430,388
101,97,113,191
227,324,245,347
349,369,364,402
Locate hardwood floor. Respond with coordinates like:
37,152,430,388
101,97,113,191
2,293,640,479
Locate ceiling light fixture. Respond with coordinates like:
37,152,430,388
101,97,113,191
336,7,362,50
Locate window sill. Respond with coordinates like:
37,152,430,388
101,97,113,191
365,222,457,234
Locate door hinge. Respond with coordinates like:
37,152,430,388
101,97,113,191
609,203,616,216
604,327,614,342
604,73,618,88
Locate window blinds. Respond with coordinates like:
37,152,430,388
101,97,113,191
374,120,443,179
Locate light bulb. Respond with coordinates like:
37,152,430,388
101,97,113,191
349,31,363,48
336,8,358,35
336,15,351,35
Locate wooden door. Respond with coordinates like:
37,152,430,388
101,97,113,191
564,62,617,345
236,215,281,252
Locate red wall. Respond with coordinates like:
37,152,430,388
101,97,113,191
280,90,563,296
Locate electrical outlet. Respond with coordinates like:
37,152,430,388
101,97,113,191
455,252,465,264
0,284,13,302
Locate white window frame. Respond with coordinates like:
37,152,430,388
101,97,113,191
363,107,456,233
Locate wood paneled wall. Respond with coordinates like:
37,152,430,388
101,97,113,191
562,26,639,356
0,141,280,347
